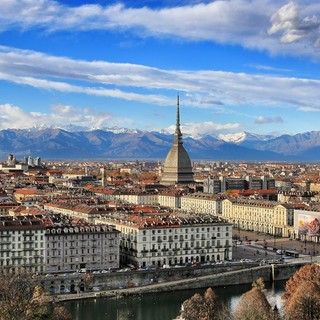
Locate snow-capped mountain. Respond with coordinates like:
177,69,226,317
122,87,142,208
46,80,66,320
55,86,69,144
218,132,276,144
0,127,320,161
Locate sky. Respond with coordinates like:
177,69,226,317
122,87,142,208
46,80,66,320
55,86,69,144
1,0,320,139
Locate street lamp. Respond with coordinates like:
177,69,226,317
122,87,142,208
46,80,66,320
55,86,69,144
273,233,276,250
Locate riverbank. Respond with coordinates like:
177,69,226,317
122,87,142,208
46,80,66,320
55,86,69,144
55,262,307,303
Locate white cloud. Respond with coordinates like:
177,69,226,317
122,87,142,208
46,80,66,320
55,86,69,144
0,103,113,130
1,45,320,113
0,1,320,59
255,116,284,124
268,1,320,45
165,121,242,137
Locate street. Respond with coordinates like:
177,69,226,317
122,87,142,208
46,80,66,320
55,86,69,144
232,229,320,263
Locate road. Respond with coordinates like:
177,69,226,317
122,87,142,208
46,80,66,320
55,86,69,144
232,229,320,263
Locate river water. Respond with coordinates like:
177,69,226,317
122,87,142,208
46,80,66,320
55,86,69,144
65,281,286,320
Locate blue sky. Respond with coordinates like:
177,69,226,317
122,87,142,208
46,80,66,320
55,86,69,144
1,0,320,139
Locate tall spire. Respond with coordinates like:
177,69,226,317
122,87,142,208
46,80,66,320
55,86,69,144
174,94,182,145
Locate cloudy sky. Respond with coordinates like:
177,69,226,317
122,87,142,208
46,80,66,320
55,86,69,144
1,0,320,138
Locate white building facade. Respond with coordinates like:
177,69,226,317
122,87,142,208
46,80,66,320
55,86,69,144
96,214,232,267
222,198,295,237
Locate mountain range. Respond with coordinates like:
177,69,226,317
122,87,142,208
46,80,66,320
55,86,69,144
1,128,320,161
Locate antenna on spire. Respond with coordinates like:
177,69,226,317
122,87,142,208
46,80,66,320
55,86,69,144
174,93,182,145
176,93,180,128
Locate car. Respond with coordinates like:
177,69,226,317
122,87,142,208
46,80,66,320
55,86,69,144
100,270,109,273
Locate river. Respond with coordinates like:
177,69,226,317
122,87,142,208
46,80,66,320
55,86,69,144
64,281,286,320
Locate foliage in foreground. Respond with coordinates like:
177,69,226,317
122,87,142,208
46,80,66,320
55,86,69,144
0,269,73,320
180,264,320,320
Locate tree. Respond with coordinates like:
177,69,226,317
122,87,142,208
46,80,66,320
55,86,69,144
285,281,320,320
51,306,73,320
252,277,266,291
234,287,274,320
0,269,73,320
181,288,231,320
0,270,39,320
181,293,204,320
282,263,320,309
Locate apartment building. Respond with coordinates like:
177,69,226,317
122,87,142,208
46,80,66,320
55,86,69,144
0,214,120,274
158,190,181,209
180,193,223,215
45,221,120,273
221,198,295,237
0,215,46,273
96,213,232,267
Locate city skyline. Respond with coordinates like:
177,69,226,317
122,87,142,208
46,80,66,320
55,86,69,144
1,0,320,138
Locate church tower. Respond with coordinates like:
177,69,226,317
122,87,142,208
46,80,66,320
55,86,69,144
161,95,194,185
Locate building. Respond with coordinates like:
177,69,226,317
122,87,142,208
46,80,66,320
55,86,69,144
96,213,232,267
161,96,194,185
0,215,46,273
221,198,295,237
158,189,182,209
45,219,120,273
180,193,224,215
0,214,120,274
294,209,320,242
203,175,275,194
203,176,222,194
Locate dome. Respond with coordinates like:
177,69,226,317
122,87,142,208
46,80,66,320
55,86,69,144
161,96,194,185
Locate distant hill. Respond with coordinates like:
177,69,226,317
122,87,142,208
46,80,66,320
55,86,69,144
0,128,319,161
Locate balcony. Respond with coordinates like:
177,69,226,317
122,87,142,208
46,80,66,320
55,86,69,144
161,248,169,252
141,250,149,253
150,249,158,252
